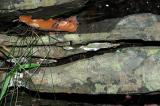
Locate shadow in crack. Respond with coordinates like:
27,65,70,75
3,87,160,105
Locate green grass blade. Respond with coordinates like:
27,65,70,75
0,71,15,101
0,63,40,101
19,63,40,70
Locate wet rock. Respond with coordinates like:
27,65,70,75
1,13,160,95
1,13,160,46
0,0,85,10
22,47,160,94
0,0,88,21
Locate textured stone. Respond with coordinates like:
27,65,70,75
22,47,160,94
1,13,160,95
0,0,83,10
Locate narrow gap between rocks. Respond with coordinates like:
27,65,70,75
3,87,160,105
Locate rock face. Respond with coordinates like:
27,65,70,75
0,0,88,21
0,0,84,10
1,12,160,95
24,47,160,94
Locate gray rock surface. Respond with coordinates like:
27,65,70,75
22,47,160,94
0,13,160,94
0,0,88,21
0,0,83,10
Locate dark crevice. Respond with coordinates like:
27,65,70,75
79,0,160,23
3,87,160,105
2,0,160,33
38,39,160,67
0,0,88,21
71,39,160,46
1,0,160,22
2,39,160,68
7,39,160,47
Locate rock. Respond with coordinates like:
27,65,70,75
0,0,86,10
0,13,159,46
21,47,160,94
0,0,88,21
1,13,160,95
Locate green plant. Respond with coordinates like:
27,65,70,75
0,25,55,105
0,63,40,102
